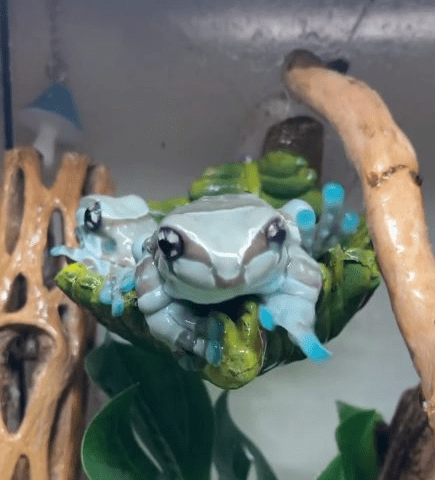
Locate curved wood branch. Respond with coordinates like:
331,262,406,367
282,49,435,431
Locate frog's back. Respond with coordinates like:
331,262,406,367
170,193,272,215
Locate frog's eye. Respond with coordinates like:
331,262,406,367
84,202,102,232
266,218,286,247
157,227,184,261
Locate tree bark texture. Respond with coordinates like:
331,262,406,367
378,386,435,480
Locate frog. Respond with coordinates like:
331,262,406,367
131,193,330,366
51,194,158,316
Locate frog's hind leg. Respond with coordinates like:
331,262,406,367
259,294,331,362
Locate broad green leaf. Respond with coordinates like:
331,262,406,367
316,455,345,480
82,384,166,480
213,392,278,480
257,151,308,176
85,336,214,480
260,167,318,198
335,404,383,480
316,402,384,480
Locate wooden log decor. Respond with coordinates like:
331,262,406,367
0,147,113,479
281,50,435,433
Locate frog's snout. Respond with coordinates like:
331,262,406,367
214,271,245,288
212,258,245,288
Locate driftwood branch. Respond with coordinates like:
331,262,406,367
378,385,435,479
281,49,435,432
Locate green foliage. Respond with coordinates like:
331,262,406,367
261,217,380,370
83,335,278,480
189,160,261,200
55,263,152,349
189,151,321,213
148,197,190,223
83,335,214,480
56,150,380,384
213,391,279,480
82,335,386,480
316,402,384,480
55,203,380,383
71,150,384,479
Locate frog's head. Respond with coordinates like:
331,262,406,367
150,194,300,303
75,194,150,259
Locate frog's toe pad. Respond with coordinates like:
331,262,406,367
207,317,224,341
258,306,276,331
99,281,112,305
111,299,125,317
120,276,135,293
205,340,222,366
295,331,331,362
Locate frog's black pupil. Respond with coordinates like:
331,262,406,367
158,227,183,260
84,202,102,231
267,219,286,246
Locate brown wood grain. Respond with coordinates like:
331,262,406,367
281,49,435,434
0,148,113,479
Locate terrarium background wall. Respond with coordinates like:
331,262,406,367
3,0,435,478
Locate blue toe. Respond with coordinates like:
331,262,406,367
295,331,331,362
206,341,222,366
207,318,224,341
120,277,135,293
259,307,276,331
323,182,345,208
99,283,112,305
111,298,125,317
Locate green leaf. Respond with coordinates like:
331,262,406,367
260,167,318,198
335,403,383,480
84,336,214,480
257,151,308,176
316,402,384,480
82,384,165,480
316,455,346,480
213,392,278,480
189,160,261,200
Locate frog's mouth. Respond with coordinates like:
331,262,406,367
165,249,285,303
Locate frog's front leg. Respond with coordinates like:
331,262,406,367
259,245,330,361
99,266,136,317
135,254,222,365
50,245,111,276
259,293,330,361
143,303,222,366
51,245,88,263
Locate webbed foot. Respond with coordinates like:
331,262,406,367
259,294,331,362
50,245,78,260
175,316,223,366
100,269,136,317
283,183,360,257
